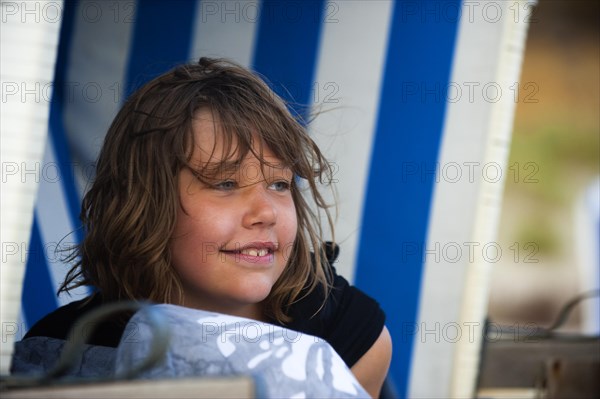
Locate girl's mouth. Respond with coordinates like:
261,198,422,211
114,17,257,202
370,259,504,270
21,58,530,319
238,248,270,257
221,248,273,257
220,242,278,259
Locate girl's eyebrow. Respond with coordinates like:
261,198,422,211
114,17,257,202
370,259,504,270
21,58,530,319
269,164,294,175
188,158,294,180
189,160,241,177
257,162,294,178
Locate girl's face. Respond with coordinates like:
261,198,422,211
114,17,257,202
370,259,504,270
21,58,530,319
169,110,297,320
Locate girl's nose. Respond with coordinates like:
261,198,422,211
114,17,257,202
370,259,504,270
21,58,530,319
241,185,277,228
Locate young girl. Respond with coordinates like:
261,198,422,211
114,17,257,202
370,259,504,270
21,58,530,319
15,58,391,397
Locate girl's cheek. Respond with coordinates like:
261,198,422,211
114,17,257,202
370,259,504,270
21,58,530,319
283,214,298,244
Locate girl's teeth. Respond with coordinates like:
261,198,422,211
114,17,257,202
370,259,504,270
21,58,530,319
241,248,268,256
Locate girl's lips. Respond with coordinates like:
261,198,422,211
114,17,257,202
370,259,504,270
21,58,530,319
220,241,278,253
221,250,275,265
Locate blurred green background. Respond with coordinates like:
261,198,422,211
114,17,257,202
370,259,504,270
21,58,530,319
489,0,599,327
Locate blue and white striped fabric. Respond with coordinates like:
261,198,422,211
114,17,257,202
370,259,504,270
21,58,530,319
16,1,535,397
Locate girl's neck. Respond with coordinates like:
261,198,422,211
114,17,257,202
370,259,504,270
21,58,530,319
174,295,267,322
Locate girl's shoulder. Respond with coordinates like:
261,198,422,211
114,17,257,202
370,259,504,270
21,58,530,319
284,244,386,367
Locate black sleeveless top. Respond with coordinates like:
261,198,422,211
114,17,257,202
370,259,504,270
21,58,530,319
24,248,385,367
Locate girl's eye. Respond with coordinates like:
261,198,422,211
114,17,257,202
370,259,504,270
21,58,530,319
269,180,291,192
213,180,237,191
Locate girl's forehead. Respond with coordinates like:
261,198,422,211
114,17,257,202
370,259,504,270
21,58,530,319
190,110,288,168
190,109,224,155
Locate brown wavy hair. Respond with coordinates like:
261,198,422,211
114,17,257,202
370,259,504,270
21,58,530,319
59,57,335,323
